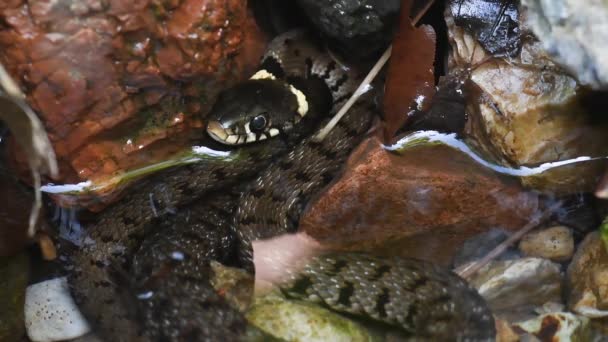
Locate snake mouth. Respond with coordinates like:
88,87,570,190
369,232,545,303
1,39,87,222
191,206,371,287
207,120,230,143
208,120,280,145
207,120,259,145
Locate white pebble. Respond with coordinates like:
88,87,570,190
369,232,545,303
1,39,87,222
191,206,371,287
25,277,91,342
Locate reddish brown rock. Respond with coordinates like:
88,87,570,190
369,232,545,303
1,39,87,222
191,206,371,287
300,136,542,265
0,0,266,189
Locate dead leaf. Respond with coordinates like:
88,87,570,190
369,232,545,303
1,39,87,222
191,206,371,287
383,0,437,143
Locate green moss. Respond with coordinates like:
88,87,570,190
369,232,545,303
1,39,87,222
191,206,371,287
246,292,379,342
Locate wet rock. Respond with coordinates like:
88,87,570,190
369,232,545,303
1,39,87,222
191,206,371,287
445,12,489,67
295,0,400,60
209,261,254,313
0,0,267,195
467,257,562,318
446,3,608,194
469,60,608,193
452,228,521,268
25,277,90,342
250,1,306,35
247,292,379,342
448,0,521,57
522,0,608,89
406,71,468,135
519,226,575,262
567,232,608,318
512,312,591,342
0,252,28,342
300,135,541,265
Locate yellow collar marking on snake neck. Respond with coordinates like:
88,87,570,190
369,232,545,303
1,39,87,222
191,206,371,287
289,85,309,117
250,69,276,80
250,69,309,117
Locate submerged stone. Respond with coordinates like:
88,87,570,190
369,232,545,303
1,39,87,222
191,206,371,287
301,135,540,265
452,228,521,268
568,232,608,318
519,226,575,262
513,312,591,342
247,292,379,342
467,257,563,320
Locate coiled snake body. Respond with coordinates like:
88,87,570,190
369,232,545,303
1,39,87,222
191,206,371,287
64,30,495,341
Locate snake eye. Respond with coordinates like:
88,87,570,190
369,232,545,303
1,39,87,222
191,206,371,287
250,115,267,133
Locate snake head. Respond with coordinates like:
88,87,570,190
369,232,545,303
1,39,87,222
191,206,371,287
206,79,308,145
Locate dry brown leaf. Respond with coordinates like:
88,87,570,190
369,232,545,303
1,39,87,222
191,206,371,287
383,0,437,143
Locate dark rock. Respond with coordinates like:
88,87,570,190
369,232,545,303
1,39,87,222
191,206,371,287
0,171,33,257
448,0,521,57
406,71,468,134
295,0,401,60
0,252,28,341
250,0,306,35
452,228,520,268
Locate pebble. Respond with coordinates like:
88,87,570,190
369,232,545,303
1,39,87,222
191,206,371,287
513,312,590,341
519,226,575,262
567,232,608,318
468,257,563,319
24,277,90,342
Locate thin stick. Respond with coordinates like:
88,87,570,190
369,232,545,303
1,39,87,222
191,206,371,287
313,45,392,141
411,0,436,25
28,169,42,237
313,0,435,142
455,202,561,279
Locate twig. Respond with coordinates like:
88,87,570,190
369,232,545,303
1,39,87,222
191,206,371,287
454,202,562,279
313,0,435,142
313,46,392,141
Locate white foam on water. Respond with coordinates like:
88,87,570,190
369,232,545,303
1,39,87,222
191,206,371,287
191,145,231,157
40,181,92,194
384,130,600,177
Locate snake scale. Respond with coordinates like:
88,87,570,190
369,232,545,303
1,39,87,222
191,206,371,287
62,30,495,341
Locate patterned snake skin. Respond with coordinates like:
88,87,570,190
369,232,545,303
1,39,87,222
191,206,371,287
62,30,495,341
